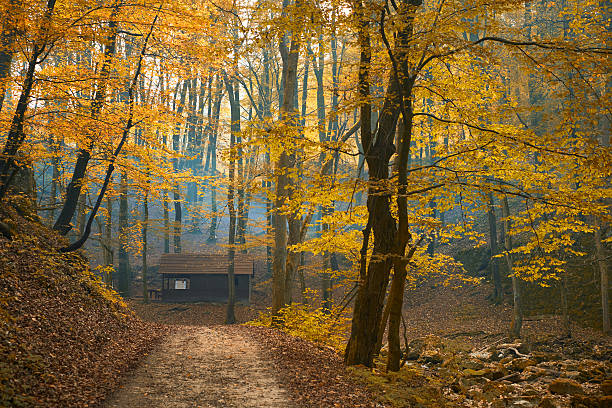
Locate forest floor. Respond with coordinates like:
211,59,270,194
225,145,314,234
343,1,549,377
123,281,611,408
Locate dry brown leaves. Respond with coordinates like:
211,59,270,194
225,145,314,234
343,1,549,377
240,326,384,408
0,205,168,407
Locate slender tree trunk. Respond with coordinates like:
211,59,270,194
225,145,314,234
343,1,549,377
142,185,149,303
49,141,61,222
0,0,18,112
487,193,502,303
104,196,113,285
118,171,130,297
594,217,610,334
225,74,241,324
272,0,302,317
76,191,87,236
207,77,223,243
502,195,522,339
173,187,182,253
559,268,571,337
163,191,170,253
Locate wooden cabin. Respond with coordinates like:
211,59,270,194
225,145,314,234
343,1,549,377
159,254,253,303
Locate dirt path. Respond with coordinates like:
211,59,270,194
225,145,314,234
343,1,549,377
104,326,295,408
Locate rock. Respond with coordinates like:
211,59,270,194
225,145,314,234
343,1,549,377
510,400,535,407
460,376,488,388
549,378,584,395
523,366,553,381
500,372,523,383
570,395,606,408
461,358,485,370
420,349,444,365
600,396,612,408
470,350,493,360
562,371,582,380
484,365,508,381
531,351,562,363
464,368,488,376
601,380,612,396
577,361,608,383
538,397,558,408
405,338,425,360
506,358,536,371
482,381,511,400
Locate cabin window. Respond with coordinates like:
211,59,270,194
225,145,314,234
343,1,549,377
175,279,189,290
163,278,190,290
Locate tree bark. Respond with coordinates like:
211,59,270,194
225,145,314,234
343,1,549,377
272,0,302,317
206,76,223,243
118,171,130,297
594,217,610,334
502,195,522,339
225,74,241,324
487,192,502,303
345,0,419,368
163,191,170,253
142,183,149,303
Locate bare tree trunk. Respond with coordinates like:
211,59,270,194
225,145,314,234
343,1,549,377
272,0,302,317
163,191,170,253
142,184,149,303
206,77,223,243
559,268,571,337
104,197,113,285
487,192,502,303
0,4,16,113
76,191,87,235
173,186,182,253
594,217,610,334
118,170,130,297
225,74,241,324
502,195,522,339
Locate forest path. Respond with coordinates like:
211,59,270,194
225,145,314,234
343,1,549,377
104,325,294,408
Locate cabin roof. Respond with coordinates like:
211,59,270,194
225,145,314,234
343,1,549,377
159,253,253,275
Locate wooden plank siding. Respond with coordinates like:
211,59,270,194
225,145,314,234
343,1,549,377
159,254,253,304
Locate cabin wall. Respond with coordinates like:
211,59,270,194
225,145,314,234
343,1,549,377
161,273,250,303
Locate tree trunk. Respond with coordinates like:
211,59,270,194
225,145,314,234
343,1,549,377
345,0,418,368
172,80,189,252
118,171,130,297
225,74,241,324
104,196,113,285
163,191,170,253
206,77,223,243
594,217,610,334
272,0,302,317
0,0,18,112
502,195,522,339
487,192,502,303
142,185,149,303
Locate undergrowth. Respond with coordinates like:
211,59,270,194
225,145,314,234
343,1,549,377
247,294,350,352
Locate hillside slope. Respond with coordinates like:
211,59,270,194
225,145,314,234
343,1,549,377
0,201,166,407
